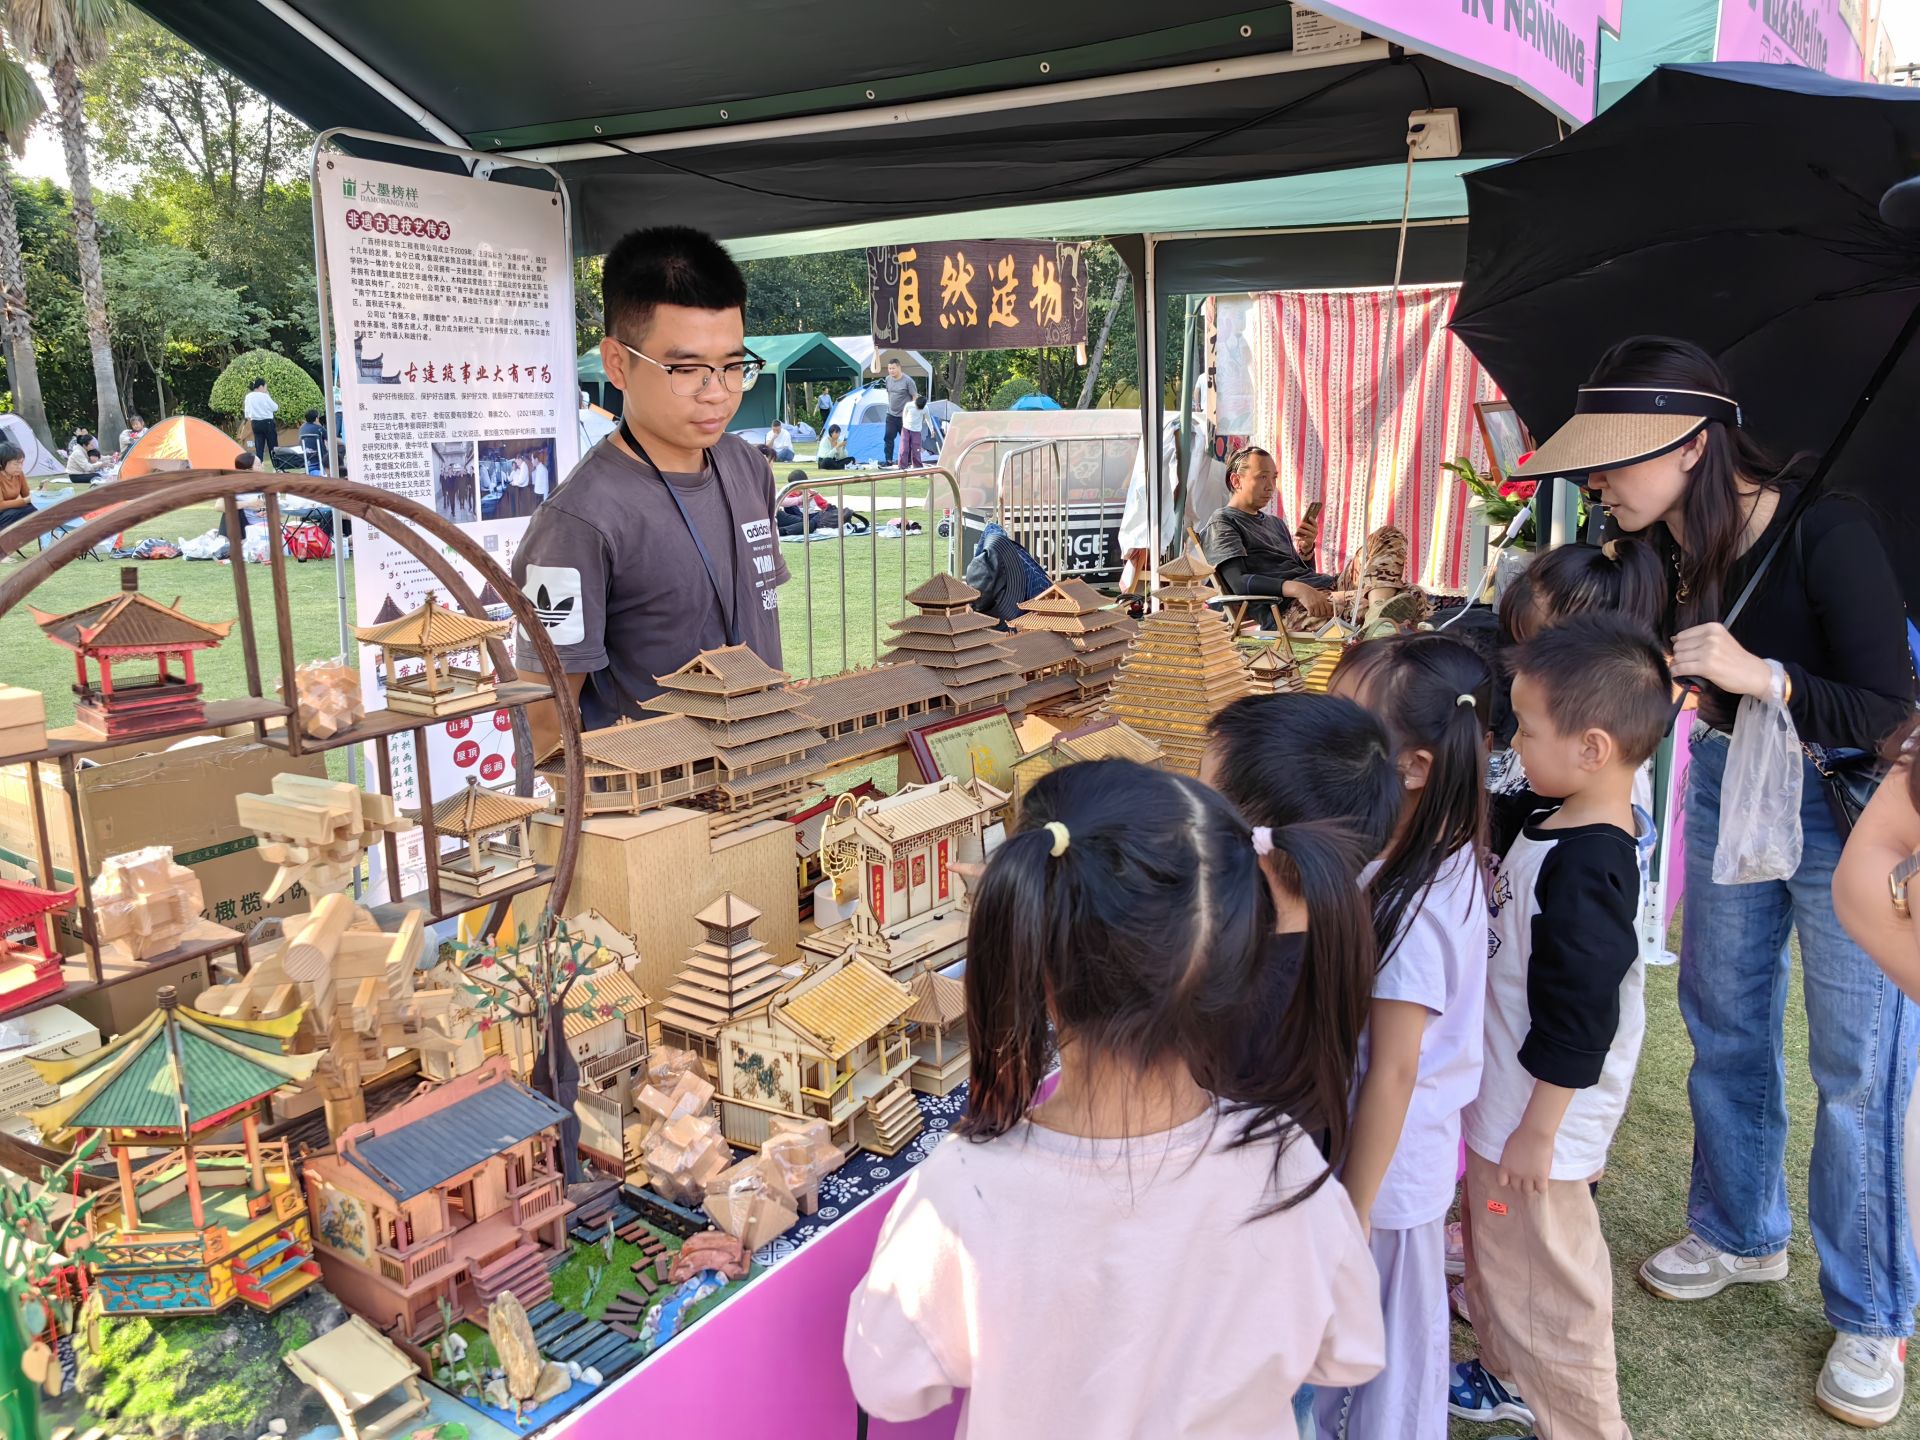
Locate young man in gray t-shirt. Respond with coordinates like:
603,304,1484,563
513,227,790,749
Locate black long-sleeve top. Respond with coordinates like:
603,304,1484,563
1653,484,1913,751
1515,825,1642,1090
1202,505,1334,599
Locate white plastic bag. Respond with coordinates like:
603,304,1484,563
1713,663,1803,885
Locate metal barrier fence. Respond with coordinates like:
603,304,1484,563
775,466,966,680
946,434,1128,581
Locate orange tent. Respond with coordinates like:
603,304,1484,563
119,416,250,480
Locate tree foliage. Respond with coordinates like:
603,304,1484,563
209,347,318,419
106,241,261,416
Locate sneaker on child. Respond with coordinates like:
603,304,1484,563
1637,1232,1788,1302
1445,1218,1465,1278
1816,1332,1906,1429
1449,1281,1473,1328
1446,1359,1534,1425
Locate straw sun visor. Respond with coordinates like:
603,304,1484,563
1516,387,1741,479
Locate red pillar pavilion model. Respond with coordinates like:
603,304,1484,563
0,879,74,1014
30,567,233,739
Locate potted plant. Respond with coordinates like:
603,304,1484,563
1445,455,1539,601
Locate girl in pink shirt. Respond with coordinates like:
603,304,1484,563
844,759,1385,1438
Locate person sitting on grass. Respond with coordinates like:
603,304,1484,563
817,424,853,470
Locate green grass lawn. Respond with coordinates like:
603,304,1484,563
1453,919,1919,1440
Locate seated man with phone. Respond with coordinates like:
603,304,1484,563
1201,444,1335,626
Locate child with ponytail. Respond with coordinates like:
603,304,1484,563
844,759,1385,1438
1312,632,1493,1440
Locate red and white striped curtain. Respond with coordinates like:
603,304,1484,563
1232,287,1501,593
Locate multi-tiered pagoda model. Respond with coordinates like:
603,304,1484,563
1103,550,1257,775
881,573,1024,715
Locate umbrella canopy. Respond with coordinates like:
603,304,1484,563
1451,64,1920,610
119,415,250,479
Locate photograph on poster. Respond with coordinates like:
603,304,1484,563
430,439,478,523
480,434,557,521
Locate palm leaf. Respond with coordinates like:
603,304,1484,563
0,47,43,155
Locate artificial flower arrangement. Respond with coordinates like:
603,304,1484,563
1444,453,1538,547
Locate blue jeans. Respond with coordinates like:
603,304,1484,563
1681,727,1918,1336
1291,1384,1315,1439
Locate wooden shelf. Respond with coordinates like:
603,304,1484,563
261,682,554,754
0,697,293,768
366,863,556,928
2,926,249,1022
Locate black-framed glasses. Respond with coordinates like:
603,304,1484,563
615,339,763,397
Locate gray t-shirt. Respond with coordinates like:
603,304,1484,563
884,374,917,416
512,432,791,728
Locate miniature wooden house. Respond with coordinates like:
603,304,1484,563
0,879,73,1016
30,568,233,738
799,777,1003,977
1103,549,1258,775
351,594,511,718
881,573,1025,715
1244,639,1306,695
26,986,323,1316
301,1056,575,1342
412,778,548,899
716,948,922,1156
905,969,968,1097
655,892,790,1064
1009,717,1165,815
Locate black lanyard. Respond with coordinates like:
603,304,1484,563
619,418,742,646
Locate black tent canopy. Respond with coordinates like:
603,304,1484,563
136,1,1561,255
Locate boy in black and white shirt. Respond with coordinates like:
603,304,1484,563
1452,615,1674,1439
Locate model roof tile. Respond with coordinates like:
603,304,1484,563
343,1075,572,1200
774,958,915,1060
352,596,510,650
32,586,233,652
902,572,980,609
420,780,548,836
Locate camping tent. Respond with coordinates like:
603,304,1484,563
732,333,862,432
0,414,65,477
119,415,249,479
1009,394,1061,411
577,347,614,411
825,383,892,464
829,337,932,382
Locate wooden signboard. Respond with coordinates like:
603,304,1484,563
869,241,1089,351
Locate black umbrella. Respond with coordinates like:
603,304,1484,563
1450,63,1920,612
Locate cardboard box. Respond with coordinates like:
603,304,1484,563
0,730,329,939
0,1003,101,1113
65,949,215,1038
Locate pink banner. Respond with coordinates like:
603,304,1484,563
1307,0,1611,123
1716,0,1865,79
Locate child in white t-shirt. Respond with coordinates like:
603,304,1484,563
1321,633,1494,1440
1451,615,1673,1440
845,759,1385,1438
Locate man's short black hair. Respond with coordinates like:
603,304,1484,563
1510,613,1673,767
251,376,267,389
304,409,321,423
602,226,747,344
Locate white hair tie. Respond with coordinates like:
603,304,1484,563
1044,821,1071,857
1456,694,1477,709
1251,826,1274,857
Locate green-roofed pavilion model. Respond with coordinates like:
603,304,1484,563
25,986,326,1316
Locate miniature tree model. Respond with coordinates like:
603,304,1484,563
0,1136,106,1440
450,912,622,1184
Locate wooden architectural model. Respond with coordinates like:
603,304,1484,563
1003,578,1140,717
703,1155,800,1250
412,777,549,899
905,969,969,1096
540,646,828,829
30,568,233,738
350,593,512,718
283,1317,430,1440
1244,640,1306,694
196,892,455,1136
235,773,414,902
284,657,365,741
301,1056,576,1340
654,893,789,1063
91,845,212,963
0,684,45,757
880,572,1025,715
0,880,74,1015
1103,549,1258,775
715,947,923,1156
1009,716,1164,815
26,986,323,1315
799,777,1002,977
